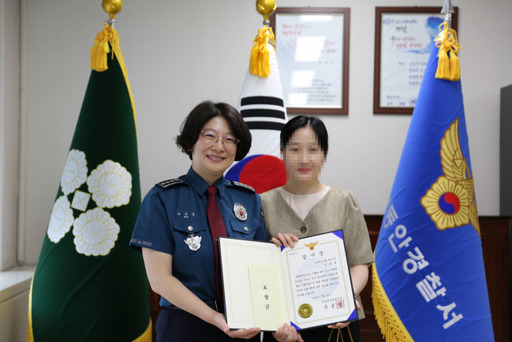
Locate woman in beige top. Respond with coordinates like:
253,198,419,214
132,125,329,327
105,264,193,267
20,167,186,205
261,115,374,342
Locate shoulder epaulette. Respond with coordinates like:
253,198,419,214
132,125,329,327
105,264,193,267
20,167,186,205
156,178,184,189
230,180,255,192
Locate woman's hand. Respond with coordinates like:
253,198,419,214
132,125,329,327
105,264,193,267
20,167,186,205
226,327,261,340
327,321,350,329
213,312,261,339
327,299,361,329
271,233,299,248
272,323,303,342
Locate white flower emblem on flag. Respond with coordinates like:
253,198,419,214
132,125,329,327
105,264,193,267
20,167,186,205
48,153,131,255
73,207,120,256
87,160,132,208
47,196,74,243
60,149,88,195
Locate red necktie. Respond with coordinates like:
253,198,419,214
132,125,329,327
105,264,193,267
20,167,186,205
206,185,227,305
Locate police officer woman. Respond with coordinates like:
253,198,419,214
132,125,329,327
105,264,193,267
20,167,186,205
130,101,300,342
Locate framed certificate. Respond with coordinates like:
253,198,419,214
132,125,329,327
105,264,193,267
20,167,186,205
219,230,356,331
373,7,458,114
271,8,350,115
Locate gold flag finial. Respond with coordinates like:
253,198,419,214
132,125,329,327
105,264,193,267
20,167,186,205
434,0,461,81
102,0,122,21
91,0,122,71
251,0,276,77
256,0,276,25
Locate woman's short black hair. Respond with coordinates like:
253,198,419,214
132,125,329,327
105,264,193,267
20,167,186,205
280,115,328,157
176,101,252,161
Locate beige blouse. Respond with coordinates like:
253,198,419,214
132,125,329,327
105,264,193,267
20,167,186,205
261,187,374,267
260,187,374,319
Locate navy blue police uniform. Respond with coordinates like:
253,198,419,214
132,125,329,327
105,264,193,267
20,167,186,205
130,167,266,342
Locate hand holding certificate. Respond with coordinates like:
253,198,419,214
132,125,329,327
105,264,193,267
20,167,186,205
219,230,357,331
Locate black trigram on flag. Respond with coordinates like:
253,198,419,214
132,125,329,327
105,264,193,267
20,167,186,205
238,46,287,157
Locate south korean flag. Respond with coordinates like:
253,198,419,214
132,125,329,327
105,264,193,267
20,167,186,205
226,44,287,194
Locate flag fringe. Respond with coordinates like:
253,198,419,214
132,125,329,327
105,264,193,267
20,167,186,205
435,22,461,81
250,26,275,78
371,263,414,342
132,319,152,342
26,277,35,342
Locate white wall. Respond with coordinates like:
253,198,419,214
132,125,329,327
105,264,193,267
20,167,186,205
18,0,512,265
0,267,32,342
0,0,20,271
0,289,30,342
1,0,25,340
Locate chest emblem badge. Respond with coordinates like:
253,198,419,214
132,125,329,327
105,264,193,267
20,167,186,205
233,203,248,221
185,234,202,252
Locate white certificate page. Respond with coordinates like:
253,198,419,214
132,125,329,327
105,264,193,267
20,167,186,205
281,230,357,330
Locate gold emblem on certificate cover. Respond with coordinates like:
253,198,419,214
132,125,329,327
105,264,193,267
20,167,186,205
298,303,313,318
304,241,318,251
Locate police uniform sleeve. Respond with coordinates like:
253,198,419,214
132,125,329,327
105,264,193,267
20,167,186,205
130,186,174,255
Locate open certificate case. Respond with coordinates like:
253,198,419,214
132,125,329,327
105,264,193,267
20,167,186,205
219,230,357,331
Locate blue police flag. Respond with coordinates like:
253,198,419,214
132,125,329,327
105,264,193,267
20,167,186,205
371,23,494,341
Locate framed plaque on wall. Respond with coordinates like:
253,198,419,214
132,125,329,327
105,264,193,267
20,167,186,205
374,7,458,114
271,7,350,115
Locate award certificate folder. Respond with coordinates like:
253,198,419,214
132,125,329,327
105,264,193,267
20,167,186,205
219,230,357,331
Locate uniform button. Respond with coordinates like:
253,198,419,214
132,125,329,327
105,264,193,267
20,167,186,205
300,226,307,233
244,227,249,232
187,226,193,232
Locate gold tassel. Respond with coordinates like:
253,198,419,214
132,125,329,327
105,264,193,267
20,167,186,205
435,22,462,81
448,29,461,81
436,44,450,80
250,26,275,78
449,50,460,81
90,24,116,72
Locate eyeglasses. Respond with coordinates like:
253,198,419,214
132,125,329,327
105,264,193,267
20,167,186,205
200,129,240,149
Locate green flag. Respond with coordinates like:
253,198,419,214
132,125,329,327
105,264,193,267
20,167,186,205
28,24,151,341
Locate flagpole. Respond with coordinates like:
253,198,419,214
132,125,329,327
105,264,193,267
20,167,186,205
441,0,455,28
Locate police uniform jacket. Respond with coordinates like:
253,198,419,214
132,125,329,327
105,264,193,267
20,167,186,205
130,167,266,307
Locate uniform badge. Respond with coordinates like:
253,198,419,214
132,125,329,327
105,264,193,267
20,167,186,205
233,203,248,221
185,234,202,252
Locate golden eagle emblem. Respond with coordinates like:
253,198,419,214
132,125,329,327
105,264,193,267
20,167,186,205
304,241,319,251
420,119,480,234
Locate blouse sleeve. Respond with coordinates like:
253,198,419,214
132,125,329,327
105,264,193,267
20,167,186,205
341,191,374,267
